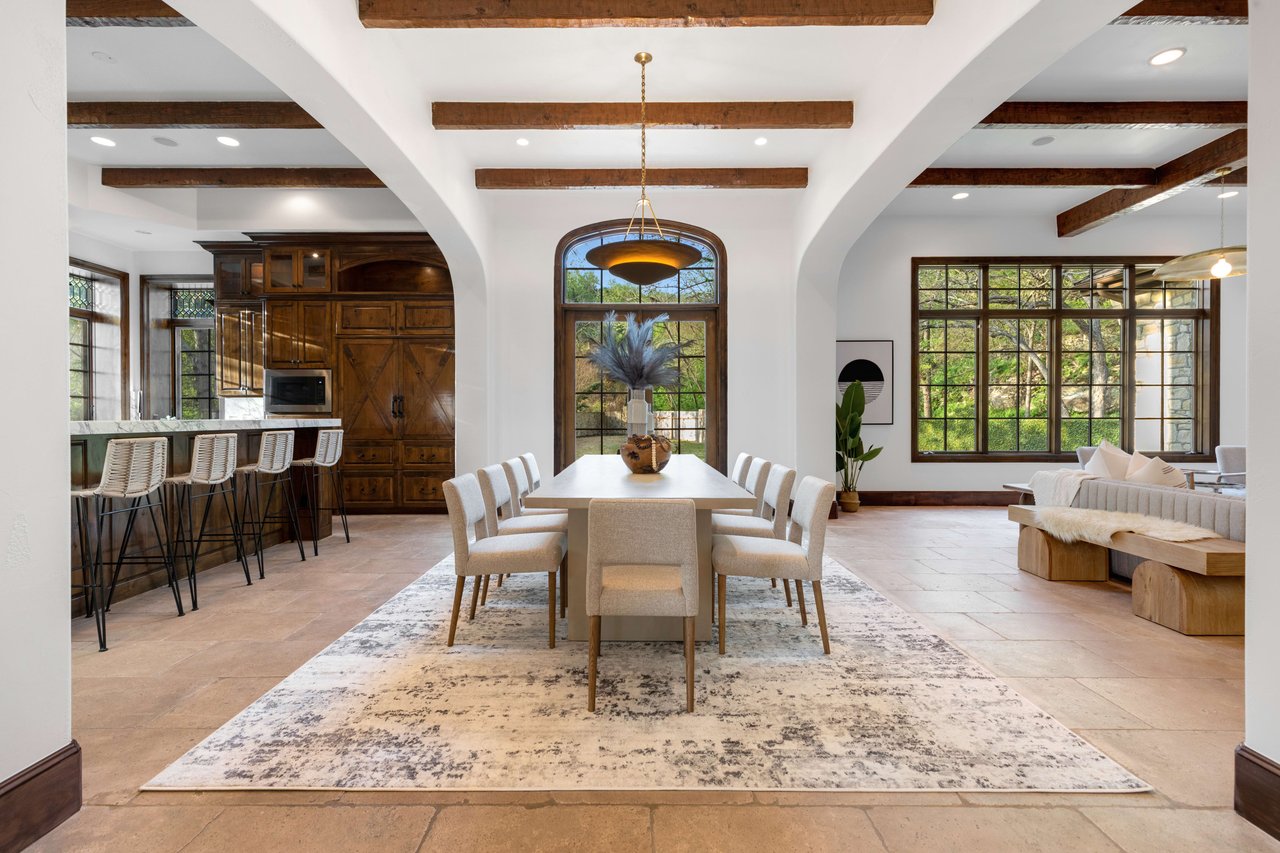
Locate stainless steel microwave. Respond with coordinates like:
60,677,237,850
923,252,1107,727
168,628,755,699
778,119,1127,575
264,369,331,414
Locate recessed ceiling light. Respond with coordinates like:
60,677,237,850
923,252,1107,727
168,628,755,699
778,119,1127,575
152,136,178,147
89,136,116,147
1032,136,1056,147
515,137,530,146
216,136,240,147
1149,47,1186,66
90,51,116,64
135,229,152,235
754,137,768,146
951,192,970,200
1218,190,1239,199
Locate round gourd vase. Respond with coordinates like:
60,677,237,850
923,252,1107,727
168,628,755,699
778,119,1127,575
620,434,672,474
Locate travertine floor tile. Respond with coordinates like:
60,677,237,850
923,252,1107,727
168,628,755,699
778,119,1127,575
868,806,1122,852
1076,678,1244,731
27,804,223,853
1077,729,1242,807
420,805,651,853
951,640,1135,678
1082,807,1280,853
1003,677,1150,730
653,805,886,853
146,676,282,729
183,805,437,853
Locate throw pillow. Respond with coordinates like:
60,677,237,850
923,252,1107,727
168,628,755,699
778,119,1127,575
1127,455,1189,489
1125,449,1151,479
1084,440,1130,480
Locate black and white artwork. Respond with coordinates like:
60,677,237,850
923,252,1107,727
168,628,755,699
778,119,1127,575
837,340,893,425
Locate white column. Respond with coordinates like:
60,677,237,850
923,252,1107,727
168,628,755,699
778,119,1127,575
1245,0,1280,764
0,3,72,780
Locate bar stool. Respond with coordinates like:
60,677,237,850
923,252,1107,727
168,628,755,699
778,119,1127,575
71,437,183,652
167,432,251,610
292,428,351,556
237,430,306,578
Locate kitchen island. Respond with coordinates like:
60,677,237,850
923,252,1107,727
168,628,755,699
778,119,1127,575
70,418,340,610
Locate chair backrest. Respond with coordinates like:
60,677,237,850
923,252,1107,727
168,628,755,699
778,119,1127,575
502,457,533,517
744,457,771,516
313,429,344,467
521,452,542,490
97,437,168,498
477,463,515,535
1216,445,1246,485
1076,446,1098,468
443,473,489,574
788,476,837,580
585,498,698,617
188,433,237,485
760,464,797,539
730,452,751,487
256,430,296,474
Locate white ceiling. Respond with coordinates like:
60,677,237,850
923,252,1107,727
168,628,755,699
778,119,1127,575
886,183,1248,218
933,127,1231,169
68,128,364,167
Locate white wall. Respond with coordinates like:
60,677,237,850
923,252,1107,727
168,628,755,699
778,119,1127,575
1245,0,1280,768
0,2,72,779
837,212,1248,492
480,189,802,474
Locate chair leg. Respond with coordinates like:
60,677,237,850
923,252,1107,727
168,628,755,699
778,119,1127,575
189,484,217,611
684,615,695,713
333,468,351,543
717,573,727,655
91,497,109,651
495,573,503,588
105,496,140,611
812,580,831,654
148,493,185,617
281,476,307,562
771,578,778,588
548,570,557,649
783,576,793,607
221,480,252,584
588,614,600,712
306,466,320,557
480,574,491,606
794,579,808,626
447,576,465,646
560,557,568,619
468,574,481,620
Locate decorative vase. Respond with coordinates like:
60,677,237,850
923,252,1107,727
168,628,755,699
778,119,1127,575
627,387,653,437
620,434,673,474
838,489,861,513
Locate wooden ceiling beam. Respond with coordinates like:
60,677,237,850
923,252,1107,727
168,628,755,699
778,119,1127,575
67,1,191,26
1116,1,1247,23
360,0,933,27
100,168,385,189
911,168,1158,188
977,101,1247,130
475,168,808,189
69,102,321,130
432,101,854,130
1056,129,1247,237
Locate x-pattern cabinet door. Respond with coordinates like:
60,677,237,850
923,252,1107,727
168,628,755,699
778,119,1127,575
398,338,457,440
337,339,399,441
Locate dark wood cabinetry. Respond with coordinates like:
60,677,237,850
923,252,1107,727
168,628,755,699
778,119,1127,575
202,233,455,513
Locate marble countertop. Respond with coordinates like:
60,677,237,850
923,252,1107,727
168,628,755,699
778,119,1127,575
69,418,342,437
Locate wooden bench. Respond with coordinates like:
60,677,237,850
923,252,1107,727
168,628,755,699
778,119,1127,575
1008,504,1245,636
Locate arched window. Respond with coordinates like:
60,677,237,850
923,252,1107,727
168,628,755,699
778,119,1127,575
554,219,727,473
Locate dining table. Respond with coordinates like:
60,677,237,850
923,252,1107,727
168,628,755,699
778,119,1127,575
523,453,757,642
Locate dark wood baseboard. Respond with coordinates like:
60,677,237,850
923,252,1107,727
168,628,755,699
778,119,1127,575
1237,744,1280,841
857,490,1019,507
0,741,82,851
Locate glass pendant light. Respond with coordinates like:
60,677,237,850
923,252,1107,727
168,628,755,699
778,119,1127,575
585,52,702,286
1154,167,1247,281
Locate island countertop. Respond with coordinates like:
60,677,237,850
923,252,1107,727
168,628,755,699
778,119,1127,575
69,418,342,437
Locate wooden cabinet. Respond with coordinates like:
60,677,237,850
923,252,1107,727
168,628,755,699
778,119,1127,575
337,336,456,510
265,248,331,293
265,300,331,368
214,253,264,299
215,301,265,396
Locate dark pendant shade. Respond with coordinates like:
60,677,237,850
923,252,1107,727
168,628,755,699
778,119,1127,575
585,239,703,286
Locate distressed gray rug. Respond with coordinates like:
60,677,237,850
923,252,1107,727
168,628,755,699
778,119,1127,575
145,556,1148,792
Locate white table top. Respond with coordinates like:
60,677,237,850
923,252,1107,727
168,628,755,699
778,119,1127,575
524,454,757,510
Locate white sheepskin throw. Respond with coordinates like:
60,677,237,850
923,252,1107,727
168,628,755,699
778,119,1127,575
1035,507,1221,546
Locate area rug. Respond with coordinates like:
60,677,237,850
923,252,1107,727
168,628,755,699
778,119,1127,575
144,556,1148,793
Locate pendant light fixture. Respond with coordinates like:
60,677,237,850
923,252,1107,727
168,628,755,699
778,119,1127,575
1154,167,1247,281
585,52,702,287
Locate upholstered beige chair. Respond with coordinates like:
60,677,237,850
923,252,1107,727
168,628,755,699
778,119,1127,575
503,456,562,517
520,452,544,492
477,463,570,610
729,452,752,488
586,498,699,712
443,473,566,648
718,456,771,517
713,475,837,655
712,464,795,539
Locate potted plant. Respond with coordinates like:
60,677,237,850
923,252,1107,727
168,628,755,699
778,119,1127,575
836,380,882,513
586,310,687,437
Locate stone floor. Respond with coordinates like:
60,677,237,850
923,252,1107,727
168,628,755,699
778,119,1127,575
33,508,1278,852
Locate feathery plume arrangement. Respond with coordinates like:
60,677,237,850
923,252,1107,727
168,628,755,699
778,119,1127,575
586,311,687,389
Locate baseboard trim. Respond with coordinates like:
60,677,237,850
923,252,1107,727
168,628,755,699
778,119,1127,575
0,740,82,851
857,490,1018,507
1237,744,1280,841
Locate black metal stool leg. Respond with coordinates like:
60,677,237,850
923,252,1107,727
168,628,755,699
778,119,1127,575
187,484,216,611
91,496,109,651
222,479,252,584
148,492,185,616
281,475,307,562
331,467,350,543
307,465,320,557
105,496,141,611
246,473,269,579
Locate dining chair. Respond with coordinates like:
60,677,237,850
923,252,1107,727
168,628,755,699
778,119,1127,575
520,452,543,492
443,473,566,648
586,498,699,713
730,452,752,488
718,457,771,517
478,463,569,612
712,464,795,540
712,475,837,655
502,457,562,517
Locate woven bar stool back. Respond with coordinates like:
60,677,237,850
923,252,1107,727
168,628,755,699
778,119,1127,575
312,429,344,467
189,433,238,485
97,437,168,498
256,430,295,474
